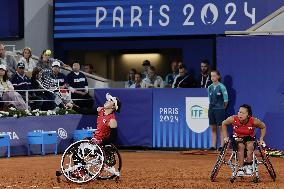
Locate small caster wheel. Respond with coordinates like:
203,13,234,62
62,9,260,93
253,177,259,183
230,177,235,183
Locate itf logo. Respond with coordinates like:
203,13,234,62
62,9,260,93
190,105,208,119
186,97,209,133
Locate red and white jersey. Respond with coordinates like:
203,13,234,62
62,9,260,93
232,115,256,137
94,108,116,142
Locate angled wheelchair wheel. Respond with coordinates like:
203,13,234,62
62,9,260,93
257,142,276,181
98,144,122,180
210,141,230,182
60,140,105,183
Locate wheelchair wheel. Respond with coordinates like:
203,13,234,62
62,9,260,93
60,140,105,183
98,144,122,180
257,142,276,181
210,141,230,182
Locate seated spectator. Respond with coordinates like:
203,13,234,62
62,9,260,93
67,61,94,108
141,60,151,79
84,64,95,75
141,66,164,88
199,59,212,88
0,64,28,110
172,65,197,88
51,61,67,87
30,67,56,111
130,73,143,88
10,62,43,110
37,49,53,69
165,60,179,88
125,68,136,88
0,43,17,78
18,47,37,78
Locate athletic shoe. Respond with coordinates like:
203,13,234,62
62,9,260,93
245,165,253,175
237,168,245,176
218,147,223,151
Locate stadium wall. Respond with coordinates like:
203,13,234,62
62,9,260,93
217,36,284,150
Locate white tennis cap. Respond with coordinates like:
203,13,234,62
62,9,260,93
106,93,121,112
52,61,61,67
0,64,7,71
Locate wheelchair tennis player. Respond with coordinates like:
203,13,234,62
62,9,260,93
60,93,122,181
221,104,266,176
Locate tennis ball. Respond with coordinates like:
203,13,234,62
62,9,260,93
45,50,52,56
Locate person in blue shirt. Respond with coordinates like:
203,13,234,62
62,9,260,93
67,61,94,108
51,61,67,87
208,70,228,151
10,62,43,110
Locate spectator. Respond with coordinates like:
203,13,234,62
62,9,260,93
30,67,56,111
67,61,94,108
141,60,151,79
125,68,136,88
199,59,212,88
208,70,228,151
165,60,178,88
0,43,17,78
0,64,28,110
18,47,37,78
178,61,183,68
10,62,42,110
51,61,67,87
172,65,197,88
37,49,53,69
141,66,164,88
84,64,95,75
130,73,143,88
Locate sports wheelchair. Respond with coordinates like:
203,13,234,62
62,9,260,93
210,139,276,183
56,140,122,183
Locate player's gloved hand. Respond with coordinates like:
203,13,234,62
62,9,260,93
90,138,102,145
224,137,229,143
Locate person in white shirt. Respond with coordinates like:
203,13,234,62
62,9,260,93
18,47,37,78
141,66,164,88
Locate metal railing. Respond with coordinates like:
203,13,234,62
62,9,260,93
0,87,96,108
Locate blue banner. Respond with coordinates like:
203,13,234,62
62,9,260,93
54,0,284,38
153,89,211,149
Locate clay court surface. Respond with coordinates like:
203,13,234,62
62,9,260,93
0,151,283,189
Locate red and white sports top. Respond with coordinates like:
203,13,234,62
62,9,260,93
94,108,116,142
232,115,255,137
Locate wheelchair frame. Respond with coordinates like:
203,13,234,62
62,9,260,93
56,140,122,184
210,140,276,183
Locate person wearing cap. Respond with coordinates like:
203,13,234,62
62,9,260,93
66,93,121,178
18,47,37,78
141,60,151,79
10,62,43,110
0,43,17,78
67,61,93,108
0,64,28,110
51,61,67,87
66,93,121,145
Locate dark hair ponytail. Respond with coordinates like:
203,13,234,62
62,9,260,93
240,104,252,117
